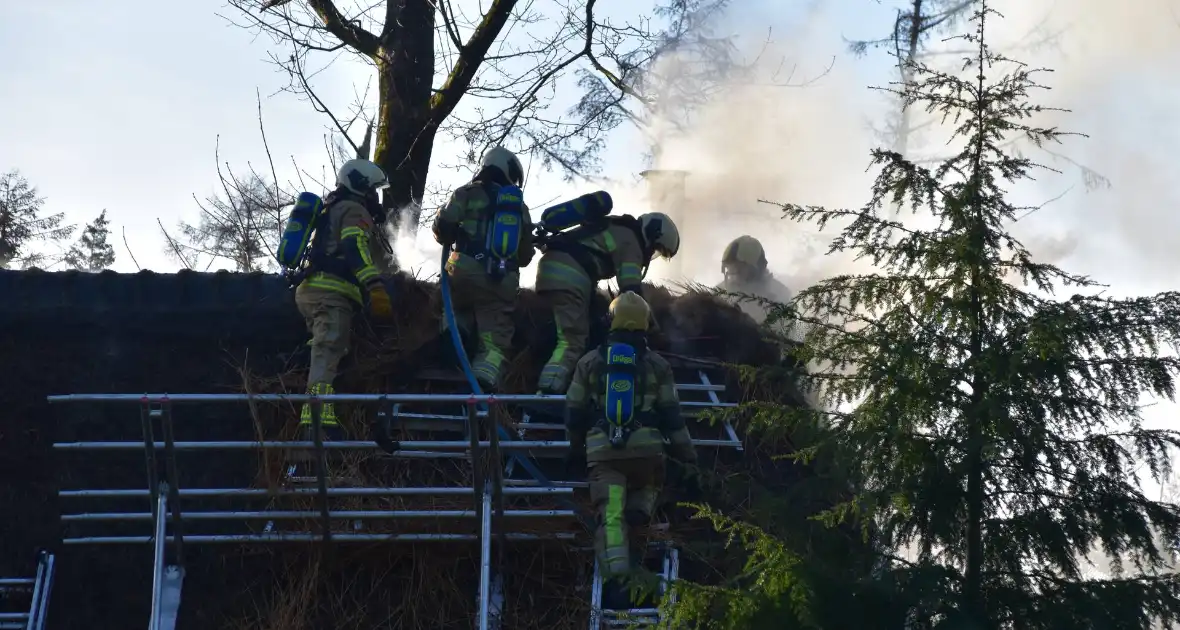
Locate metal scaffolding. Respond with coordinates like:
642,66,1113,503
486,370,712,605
48,371,744,629
0,551,55,630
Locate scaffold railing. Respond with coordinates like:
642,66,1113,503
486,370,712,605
48,380,744,629
49,393,579,630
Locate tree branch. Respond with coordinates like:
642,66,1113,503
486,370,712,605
120,226,142,271
583,0,651,107
303,0,382,56
429,0,520,122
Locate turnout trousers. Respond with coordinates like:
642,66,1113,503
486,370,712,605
536,250,595,394
589,455,666,578
444,262,519,391
295,283,356,427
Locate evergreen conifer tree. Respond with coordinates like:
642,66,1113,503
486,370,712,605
0,169,74,268
65,209,116,271
772,3,1180,628
677,3,1180,628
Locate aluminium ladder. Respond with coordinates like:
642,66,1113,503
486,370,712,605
0,551,56,630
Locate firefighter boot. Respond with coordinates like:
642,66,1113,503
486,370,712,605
294,383,342,462
300,382,342,439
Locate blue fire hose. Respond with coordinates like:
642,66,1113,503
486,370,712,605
439,247,555,486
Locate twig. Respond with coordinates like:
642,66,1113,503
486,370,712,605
256,89,283,205
120,226,142,271
157,217,195,270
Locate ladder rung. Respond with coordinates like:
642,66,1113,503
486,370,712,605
602,608,660,616
512,422,564,431
673,383,725,392
395,411,488,421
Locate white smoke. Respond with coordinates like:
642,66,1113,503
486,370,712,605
621,3,888,297
390,206,444,281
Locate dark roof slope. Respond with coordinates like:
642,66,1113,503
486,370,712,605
0,269,298,329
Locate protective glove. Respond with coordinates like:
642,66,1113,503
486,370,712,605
367,282,394,320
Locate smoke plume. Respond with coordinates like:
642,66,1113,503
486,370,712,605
635,3,880,294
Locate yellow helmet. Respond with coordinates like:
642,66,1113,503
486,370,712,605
722,235,767,273
608,291,652,332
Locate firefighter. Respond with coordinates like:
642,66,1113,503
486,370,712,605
719,235,795,327
295,158,394,439
535,211,680,394
432,146,534,391
564,291,699,607
721,234,816,407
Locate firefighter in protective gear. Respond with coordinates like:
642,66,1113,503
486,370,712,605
432,146,534,390
296,158,394,437
564,292,698,604
721,235,817,407
720,235,794,328
535,211,680,394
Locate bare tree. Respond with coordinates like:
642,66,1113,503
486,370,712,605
165,158,293,273
224,0,809,239
0,169,75,269
64,209,116,271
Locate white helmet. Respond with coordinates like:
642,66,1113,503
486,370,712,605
480,146,525,187
638,212,680,259
336,159,389,195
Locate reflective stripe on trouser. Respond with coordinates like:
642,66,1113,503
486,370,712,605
472,332,505,388
300,382,339,427
589,457,666,578
445,264,518,390
537,286,590,394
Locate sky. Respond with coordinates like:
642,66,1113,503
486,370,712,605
2,4,1178,341
0,0,893,276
